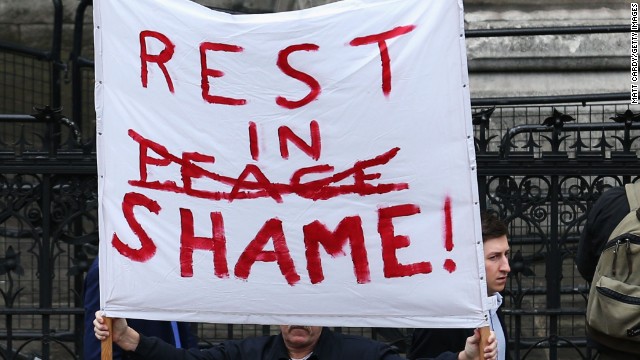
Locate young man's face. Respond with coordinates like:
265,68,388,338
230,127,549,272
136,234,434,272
483,235,510,295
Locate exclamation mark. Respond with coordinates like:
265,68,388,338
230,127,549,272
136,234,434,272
249,121,259,161
443,195,456,273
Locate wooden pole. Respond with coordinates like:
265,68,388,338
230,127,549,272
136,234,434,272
101,317,113,360
478,326,491,360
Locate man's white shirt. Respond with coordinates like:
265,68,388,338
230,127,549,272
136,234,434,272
489,293,506,360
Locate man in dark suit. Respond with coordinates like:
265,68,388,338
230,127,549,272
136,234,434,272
408,211,511,360
93,317,498,360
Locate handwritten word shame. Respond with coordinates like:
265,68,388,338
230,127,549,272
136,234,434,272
127,129,409,203
140,25,416,107
111,194,446,285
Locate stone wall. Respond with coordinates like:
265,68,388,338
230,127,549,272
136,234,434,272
0,0,633,97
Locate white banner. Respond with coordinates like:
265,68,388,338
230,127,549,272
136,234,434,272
95,0,488,328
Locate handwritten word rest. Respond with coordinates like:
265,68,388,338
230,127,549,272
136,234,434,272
140,25,416,108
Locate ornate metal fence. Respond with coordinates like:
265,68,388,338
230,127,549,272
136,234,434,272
0,1,637,359
473,99,639,360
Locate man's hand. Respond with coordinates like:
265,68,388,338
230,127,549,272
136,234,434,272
458,329,497,360
93,311,141,352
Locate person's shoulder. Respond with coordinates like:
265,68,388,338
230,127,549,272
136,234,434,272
326,330,377,344
594,186,627,207
330,331,395,352
215,334,282,357
577,185,630,281
587,186,629,229
408,328,473,359
233,333,276,346
586,186,630,237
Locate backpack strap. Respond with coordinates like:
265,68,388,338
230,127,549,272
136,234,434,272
609,182,640,240
625,182,640,212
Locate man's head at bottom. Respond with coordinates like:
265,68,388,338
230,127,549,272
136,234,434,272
280,325,323,352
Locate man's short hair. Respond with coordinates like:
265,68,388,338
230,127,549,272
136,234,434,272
480,211,508,242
